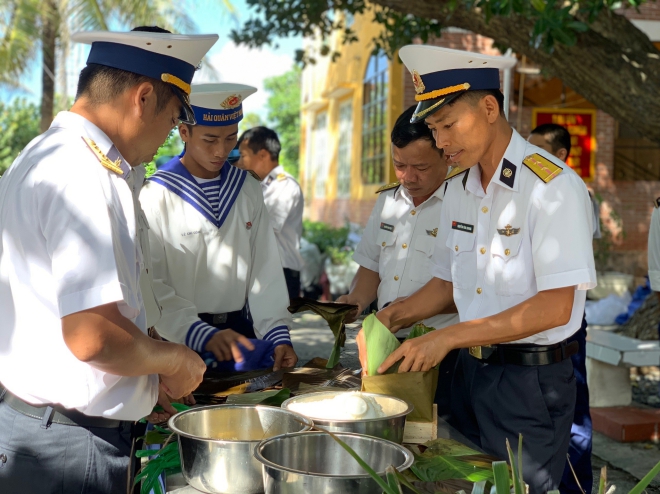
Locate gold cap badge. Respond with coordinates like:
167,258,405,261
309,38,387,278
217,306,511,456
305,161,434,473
220,94,242,110
411,70,425,95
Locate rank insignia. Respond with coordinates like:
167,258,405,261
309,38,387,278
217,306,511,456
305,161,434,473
375,182,400,194
499,159,517,187
277,173,286,181
82,137,123,175
246,222,252,230
426,228,438,237
220,94,242,109
523,153,562,183
411,70,426,95
497,224,520,236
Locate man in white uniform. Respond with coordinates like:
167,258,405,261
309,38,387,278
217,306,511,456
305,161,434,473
337,104,459,418
141,84,298,371
237,126,305,301
0,28,216,493
377,46,596,494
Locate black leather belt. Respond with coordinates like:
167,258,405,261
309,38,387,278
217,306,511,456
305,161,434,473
468,338,579,366
1,389,122,428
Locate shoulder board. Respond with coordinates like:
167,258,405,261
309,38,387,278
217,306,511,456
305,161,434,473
375,182,400,194
445,166,468,181
82,136,123,175
655,197,660,208
247,170,262,181
277,173,287,181
522,153,563,183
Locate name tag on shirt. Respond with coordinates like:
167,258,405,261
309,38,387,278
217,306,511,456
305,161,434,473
452,221,474,233
380,222,395,232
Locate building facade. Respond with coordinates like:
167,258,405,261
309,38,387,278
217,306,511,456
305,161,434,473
299,5,660,278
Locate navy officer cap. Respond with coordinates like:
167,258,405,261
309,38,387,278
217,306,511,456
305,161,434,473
399,45,517,123
71,28,219,125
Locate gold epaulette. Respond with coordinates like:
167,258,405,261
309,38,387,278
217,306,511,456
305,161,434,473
247,170,262,181
375,182,400,194
82,137,123,175
445,166,468,180
522,153,563,183
277,173,287,181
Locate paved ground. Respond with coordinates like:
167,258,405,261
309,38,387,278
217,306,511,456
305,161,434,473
289,314,660,494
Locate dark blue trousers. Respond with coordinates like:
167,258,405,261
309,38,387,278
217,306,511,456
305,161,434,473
560,314,593,494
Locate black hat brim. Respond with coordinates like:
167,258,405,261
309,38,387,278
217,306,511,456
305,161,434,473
172,86,196,125
410,91,466,123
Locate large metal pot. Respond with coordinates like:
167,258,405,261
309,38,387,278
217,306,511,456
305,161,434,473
281,391,413,443
255,431,414,493
168,405,313,494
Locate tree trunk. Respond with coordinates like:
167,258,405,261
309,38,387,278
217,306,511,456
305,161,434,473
39,0,58,133
374,0,660,144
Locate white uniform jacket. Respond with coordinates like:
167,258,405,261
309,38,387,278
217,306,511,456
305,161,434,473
432,129,597,345
0,111,157,419
261,165,305,271
140,157,293,353
353,184,460,336
648,199,660,291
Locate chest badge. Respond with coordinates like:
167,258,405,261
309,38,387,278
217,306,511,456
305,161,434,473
380,222,395,232
426,228,438,237
497,224,520,236
451,221,474,233
246,222,252,230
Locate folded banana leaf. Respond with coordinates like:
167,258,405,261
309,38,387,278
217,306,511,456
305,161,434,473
226,388,291,406
362,313,401,376
406,322,437,340
288,297,359,368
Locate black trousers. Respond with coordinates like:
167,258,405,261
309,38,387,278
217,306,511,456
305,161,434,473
283,268,301,302
451,348,576,494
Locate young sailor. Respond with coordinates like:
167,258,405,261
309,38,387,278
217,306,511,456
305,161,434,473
140,83,298,371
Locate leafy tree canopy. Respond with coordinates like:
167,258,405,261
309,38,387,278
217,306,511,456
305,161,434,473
0,98,40,175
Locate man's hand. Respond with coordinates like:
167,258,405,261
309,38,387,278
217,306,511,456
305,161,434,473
146,386,197,424
375,305,404,334
273,344,298,371
205,329,255,362
159,345,206,399
377,330,452,374
335,295,363,323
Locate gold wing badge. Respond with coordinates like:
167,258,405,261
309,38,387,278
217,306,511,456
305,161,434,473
426,228,438,237
497,224,520,236
82,137,123,175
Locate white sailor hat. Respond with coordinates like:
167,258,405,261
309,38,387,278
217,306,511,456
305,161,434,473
189,83,257,127
398,45,517,123
71,28,219,125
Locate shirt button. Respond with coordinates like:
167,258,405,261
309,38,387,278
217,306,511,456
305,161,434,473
402,243,407,249
481,206,489,213
394,275,399,281
476,287,483,294
382,242,386,247
455,245,459,252
411,210,416,216
505,248,511,256
480,247,486,254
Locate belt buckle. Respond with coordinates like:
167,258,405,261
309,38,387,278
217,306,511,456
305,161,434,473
212,313,228,325
469,345,492,360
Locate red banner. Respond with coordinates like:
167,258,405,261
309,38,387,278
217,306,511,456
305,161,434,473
531,108,596,181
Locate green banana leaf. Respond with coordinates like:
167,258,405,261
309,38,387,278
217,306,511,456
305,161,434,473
288,297,358,368
405,323,436,341
226,388,291,407
363,313,401,376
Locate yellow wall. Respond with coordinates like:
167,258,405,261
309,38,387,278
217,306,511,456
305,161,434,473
299,9,403,204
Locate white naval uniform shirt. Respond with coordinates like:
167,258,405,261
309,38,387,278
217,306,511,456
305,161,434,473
432,130,597,345
648,201,660,291
140,157,293,353
353,185,460,337
0,112,157,419
261,165,305,271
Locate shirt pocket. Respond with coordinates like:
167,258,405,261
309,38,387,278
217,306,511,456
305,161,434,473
446,230,476,289
377,230,398,278
490,234,529,296
411,235,435,284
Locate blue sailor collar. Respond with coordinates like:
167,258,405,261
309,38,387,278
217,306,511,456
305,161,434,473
148,156,247,228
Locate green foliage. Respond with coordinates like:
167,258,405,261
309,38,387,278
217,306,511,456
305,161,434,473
231,0,649,61
239,112,264,134
145,130,182,178
264,67,301,178
302,219,349,254
0,98,40,175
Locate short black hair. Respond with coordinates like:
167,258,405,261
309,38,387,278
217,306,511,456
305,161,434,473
391,105,440,152
75,26,177,115
238,126,281,161
450,89,506,116
530,123,572,155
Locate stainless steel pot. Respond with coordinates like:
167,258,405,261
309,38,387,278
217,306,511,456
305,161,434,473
255,431,414,494
168,405,313,494
281,391,413,443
